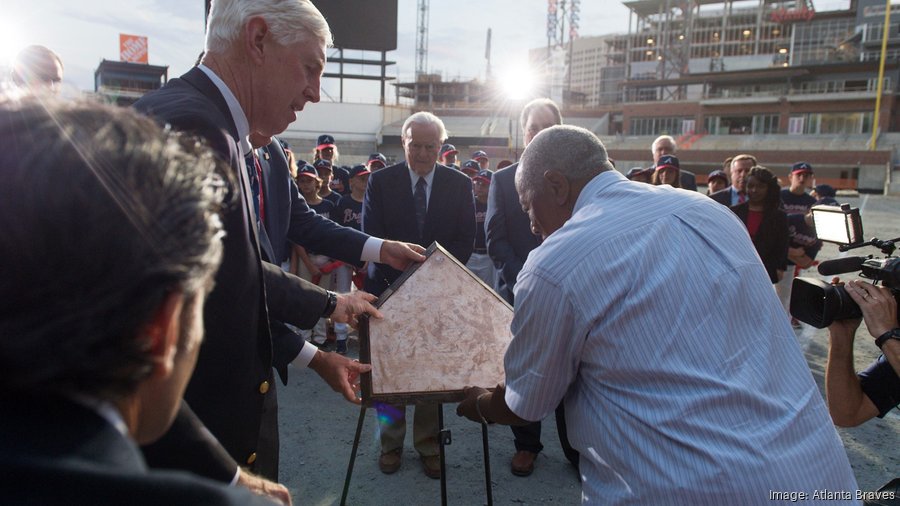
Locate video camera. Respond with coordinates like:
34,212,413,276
790,204,900,328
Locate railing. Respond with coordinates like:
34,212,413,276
704,85,890,100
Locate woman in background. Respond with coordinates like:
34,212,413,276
731,166,788,283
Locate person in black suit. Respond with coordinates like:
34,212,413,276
134,0,424,500
486,98,579,477
710,154,757,206
362,111,476,478
0,97,273,506
651,135,697,191
730,166,789,284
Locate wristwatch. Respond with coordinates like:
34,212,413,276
874,328,900,349
322,290,338,318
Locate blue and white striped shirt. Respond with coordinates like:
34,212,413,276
504,170,859,505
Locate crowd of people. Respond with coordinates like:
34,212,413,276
626,136,846,328
2,1,898,504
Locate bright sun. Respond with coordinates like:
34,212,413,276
0,18,27,68
498,62,535,101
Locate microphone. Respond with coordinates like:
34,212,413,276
817,256,867,276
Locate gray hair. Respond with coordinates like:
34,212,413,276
651,135,676,153
520,98,562,127
401,111,448,143
0,96,228,400
517,125,612,197
205,0,333,53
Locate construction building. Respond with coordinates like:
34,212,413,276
381,0,899,193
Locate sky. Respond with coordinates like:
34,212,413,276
0,0,853,104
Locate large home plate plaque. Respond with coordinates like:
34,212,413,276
360,242,514,405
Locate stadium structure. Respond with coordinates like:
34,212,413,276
101,0,900,193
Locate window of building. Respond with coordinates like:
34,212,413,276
796,112,874,134
628,116,694,136
705,114,779,135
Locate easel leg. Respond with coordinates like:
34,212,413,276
438,404,448,506
340,404,367,506
481,422,493,506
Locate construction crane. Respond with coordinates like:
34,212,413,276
415,0,429,78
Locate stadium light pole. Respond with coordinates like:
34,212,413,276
869,0,892,151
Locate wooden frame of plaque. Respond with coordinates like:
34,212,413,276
359,242,514,406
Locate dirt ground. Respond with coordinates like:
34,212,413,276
278,194,900,505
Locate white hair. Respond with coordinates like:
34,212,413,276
517,125,612,197
401,111,448,143
651,135,676,153
205,0,333,53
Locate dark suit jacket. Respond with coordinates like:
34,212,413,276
732,202,789,283
135,67,329,481
710,186,735,206
255,139,368,266
0,396,274,505
680,170,698,192
362,162,475,296
485,162,541,304
254,139,369,384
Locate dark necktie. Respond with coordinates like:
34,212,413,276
738,191,747,204
414,176,427,237
254,154,265,223
244,153,260,221
244,152,266,223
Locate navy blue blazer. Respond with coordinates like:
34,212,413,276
254,138,369,384
485,162,541,304
0,396,273,506
362,162,475,296
680,169,698,192
135,67,328,481
710,186,735,206
255,139,368,265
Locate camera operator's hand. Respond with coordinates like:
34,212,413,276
826,277,862,344
843,280,899,339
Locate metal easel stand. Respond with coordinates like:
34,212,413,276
340,404,494,506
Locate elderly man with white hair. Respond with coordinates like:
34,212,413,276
134,1,424,502
651,134,697,191
458,125,858,504
363,111,476,478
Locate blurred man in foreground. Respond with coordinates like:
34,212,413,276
0,97,273,505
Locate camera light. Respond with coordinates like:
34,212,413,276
811,204,863,245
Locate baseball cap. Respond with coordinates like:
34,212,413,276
791,162,813,175
348,164,371,178
655,154,680,171
367,152,387,166
316,134,336,150
297,164,318,179
473,170,492,184
814,183,836,198
626,167,647,179
314,159,333,173
440,144,459,157
462,160,481,174
707,169,728,183
333,166,349,179
471,150,488,161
